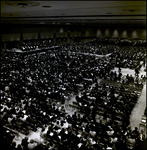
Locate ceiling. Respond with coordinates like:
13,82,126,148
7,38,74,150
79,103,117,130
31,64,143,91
1,1,146,27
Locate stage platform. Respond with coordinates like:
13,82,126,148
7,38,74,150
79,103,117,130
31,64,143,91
3,46,60,54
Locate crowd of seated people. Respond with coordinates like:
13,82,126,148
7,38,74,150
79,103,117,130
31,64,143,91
60,41,146,70
1,38,146,150
111,46,146,69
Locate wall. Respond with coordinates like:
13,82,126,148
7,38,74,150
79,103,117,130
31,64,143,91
1,34,20,42
1,24,146,43
95,28,146,39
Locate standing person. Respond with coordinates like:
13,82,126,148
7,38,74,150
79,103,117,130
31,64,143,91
143,57,146,67
135,67,139,77
132,127,140,140
9,82,15,98
139,129,145,142
91,106,97,121
85,105,91,118
21,137,29,150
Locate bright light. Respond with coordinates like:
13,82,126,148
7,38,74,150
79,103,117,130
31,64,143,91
121,30,127,38
113,30,118,37
96,29,102,37
132,31,138,38
59,28,64,33
105,29,110,37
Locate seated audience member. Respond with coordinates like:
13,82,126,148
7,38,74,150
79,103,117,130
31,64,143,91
17,144,23,150
139,129,145,141
126,134,136,149
21,137,29,150
1,39,146,149
28,139,38,150
91,106,97,121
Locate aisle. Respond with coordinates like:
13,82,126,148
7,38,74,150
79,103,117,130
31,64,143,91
112,67,146,77
65,78,102,116
130,82,146,131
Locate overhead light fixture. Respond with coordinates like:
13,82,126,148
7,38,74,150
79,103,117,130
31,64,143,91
66,23,70,25
39,21,45,24
59,28,64,33
5,1,40,7
42,6,51,8
17,3,27,6
129,10,135,12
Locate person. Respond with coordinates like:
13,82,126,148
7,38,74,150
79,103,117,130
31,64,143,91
17,144,23,150
91,106,97,121
21,137,29,150
132,127,140,140
11,142,16,150
72,112,77,121
9,83,15,98
107,127,114,136
85,106,91,118
135,67,139,77
126,134,136,150
133,129,146,150
28,139,38,150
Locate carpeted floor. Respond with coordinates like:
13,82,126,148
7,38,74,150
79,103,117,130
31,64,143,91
130,82,146,131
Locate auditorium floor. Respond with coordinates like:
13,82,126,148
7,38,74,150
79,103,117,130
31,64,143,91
65,65,146,133
5,51,145,147
21,66,146,147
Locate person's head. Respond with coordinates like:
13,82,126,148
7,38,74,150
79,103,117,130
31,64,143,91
25,136,28,141
11,142,16,148
30,139,34,143
17,144,22,149
57,120,59,125
135,127,138,131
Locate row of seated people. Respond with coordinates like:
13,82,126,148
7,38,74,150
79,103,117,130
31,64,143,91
1,105,146,150
61,41,146,69
64,42,114,55
110,46,146,69
1,51,145,98
1,43,145,108
1,92,66,133
68,37,144,46
101,70,145,89
96,37,146,46
1,49,113,99
74,81,139,126
1,75,141,136
1,40,146,149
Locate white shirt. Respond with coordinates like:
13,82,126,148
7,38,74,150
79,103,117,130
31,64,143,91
107,130,114,136
111,137,118,143
90,131,96,137
28,142,37,150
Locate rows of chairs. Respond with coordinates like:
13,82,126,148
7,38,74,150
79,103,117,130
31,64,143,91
1,39,146,149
